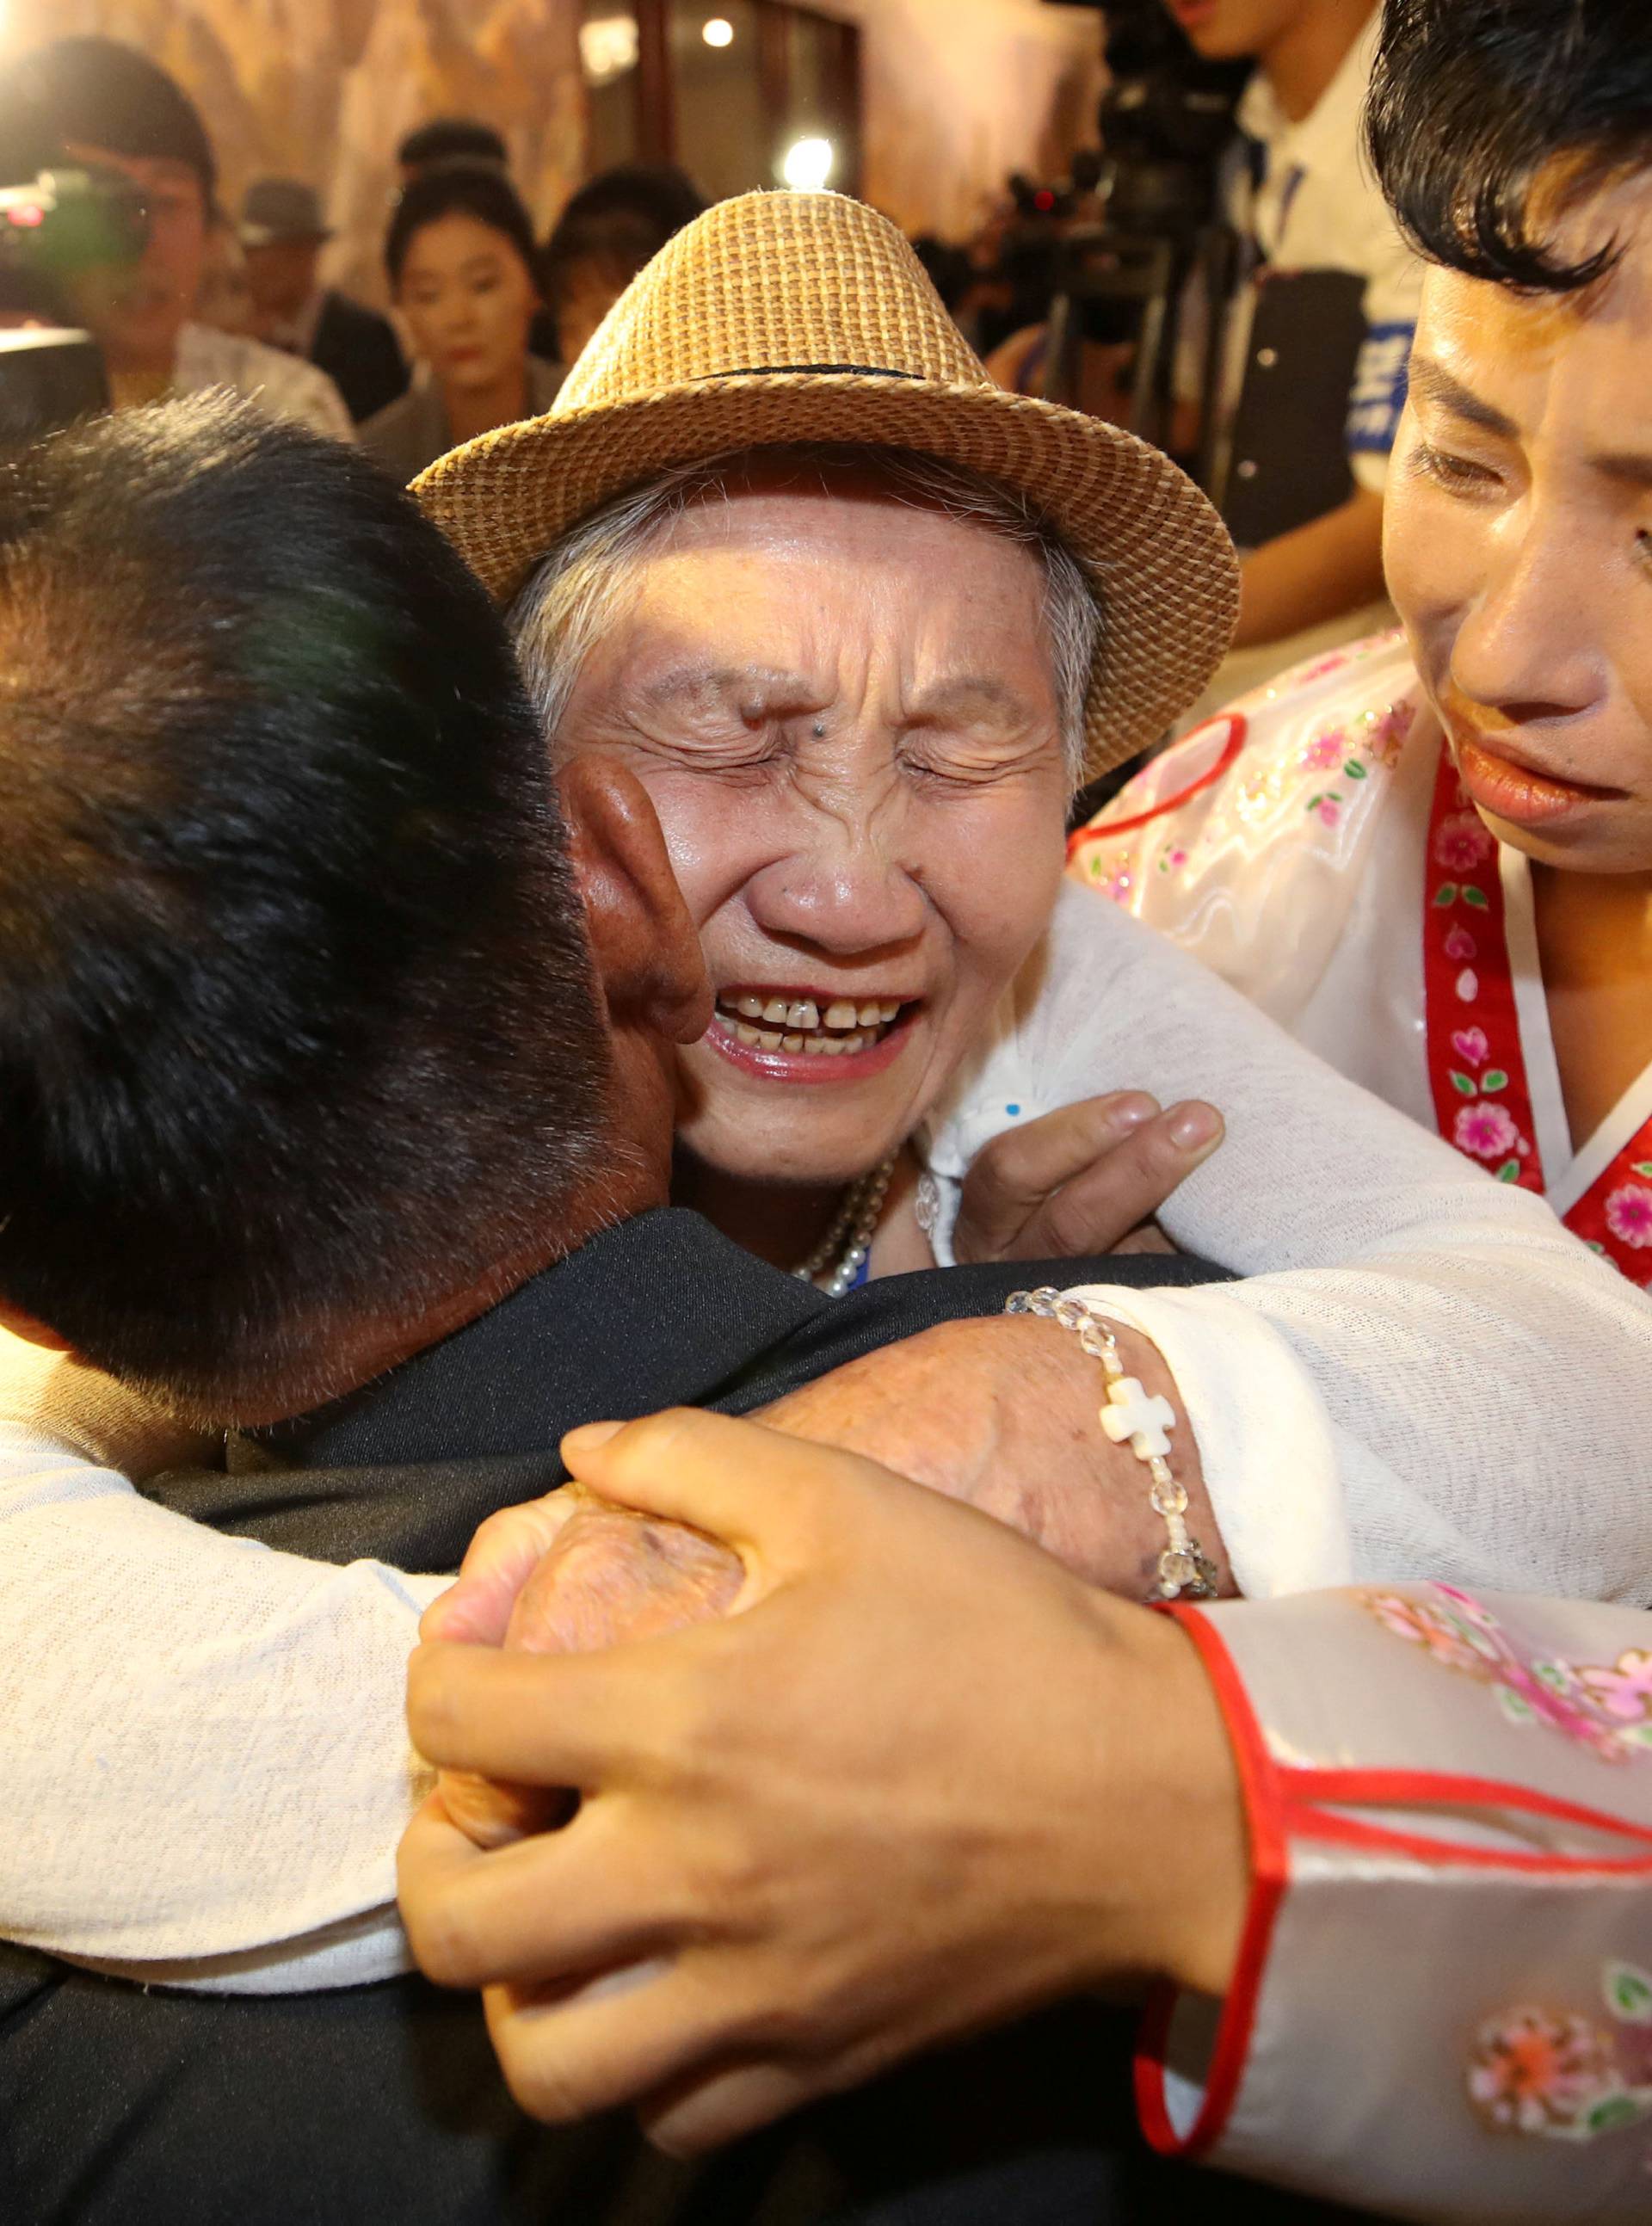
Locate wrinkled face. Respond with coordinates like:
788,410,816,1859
554,485,1071,1187
1385,173,1652,873
60,144,205,374
397,213,538,394
1159,0,1309,61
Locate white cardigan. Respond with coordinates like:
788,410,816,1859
3,877,1648,1999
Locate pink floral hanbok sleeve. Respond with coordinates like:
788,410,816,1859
1067,629,1428,1027
1139,1586,1652,2223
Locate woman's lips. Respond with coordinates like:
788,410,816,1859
1454,731,1623,829
704,997,916,1084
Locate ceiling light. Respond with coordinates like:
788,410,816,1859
780,136,834,193
579,15,639,84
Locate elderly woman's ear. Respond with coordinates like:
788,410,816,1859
558,755,712,1047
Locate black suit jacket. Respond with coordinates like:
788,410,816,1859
0,1213,1349,2223
311,290,409,425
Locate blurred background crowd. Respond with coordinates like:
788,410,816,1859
0,0,1409,778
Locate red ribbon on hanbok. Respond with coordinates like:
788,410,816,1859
1422,745,1652,1287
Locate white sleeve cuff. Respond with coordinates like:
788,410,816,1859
63,1901,417,1994
1059,1283,1353,1597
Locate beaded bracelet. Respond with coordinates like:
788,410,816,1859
1005,1286,1220,1604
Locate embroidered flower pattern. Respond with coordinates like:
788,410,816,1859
1451,1027,1489,1068
1444,924,1478,963
1469,2010,1624,2134
1359,1585,1652,1763
1295,690,1415,820
1366,1589,1487,1673
1468,1967,1652,2149
1084,854,1137,906
1604,1185,1652,1249
1434,811,1497,873
1361,697,1415,768
1454,1102,1520,1160
1579,1649,1652,1722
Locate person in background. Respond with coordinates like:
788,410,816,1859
395,114,509,188
361,163,561,482
539,163,704,366
1168,0,1417,693
239,176,407,423
393,117,561,358
194,207,255,336
1072,0,1652,1294
9,35,352,441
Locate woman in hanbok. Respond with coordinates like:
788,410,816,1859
1070,13,1652,1297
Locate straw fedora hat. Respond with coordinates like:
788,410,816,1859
412,189,1239,775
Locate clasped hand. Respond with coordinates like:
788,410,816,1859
398,1397,1245,2152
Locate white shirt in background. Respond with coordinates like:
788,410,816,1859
173,321,354,443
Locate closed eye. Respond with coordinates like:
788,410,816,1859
897,731,1054,787
1408,440,1501,496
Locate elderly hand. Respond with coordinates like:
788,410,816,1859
423,1314,1230,1642
424,1487,744,1847
759,1313,1228,1593
421,1315,1230,1843
398,1409,1248,2153
952,1091,1223,1263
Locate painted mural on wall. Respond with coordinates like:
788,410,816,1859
8,0,585,304
7,0,1102,305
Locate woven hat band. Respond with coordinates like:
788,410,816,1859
705,363,923,380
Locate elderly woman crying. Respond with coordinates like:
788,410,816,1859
417,189,1243,1287
510,440,1119,1283
412,191,1652,1604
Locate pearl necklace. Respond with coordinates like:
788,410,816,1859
792,1154,897,1298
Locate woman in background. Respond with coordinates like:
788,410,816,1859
539,163,703,367
1070,0,1652,1294
361,163,560,480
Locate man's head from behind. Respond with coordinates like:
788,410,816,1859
0,398,621,1421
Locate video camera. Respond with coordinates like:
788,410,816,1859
989,3,1250,476
0,76,150,434
1094,6,1248,242
0,162,148,321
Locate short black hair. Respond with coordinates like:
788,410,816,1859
397,117,509,173
386,163,539,290
1367,0,1652,293
548,164,705,247
0,397,608,1417
11,35,215,201
540,168,706,333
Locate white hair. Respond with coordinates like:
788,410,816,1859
506,443,1101,786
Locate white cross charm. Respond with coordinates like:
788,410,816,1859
1099,1376,1175,1460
